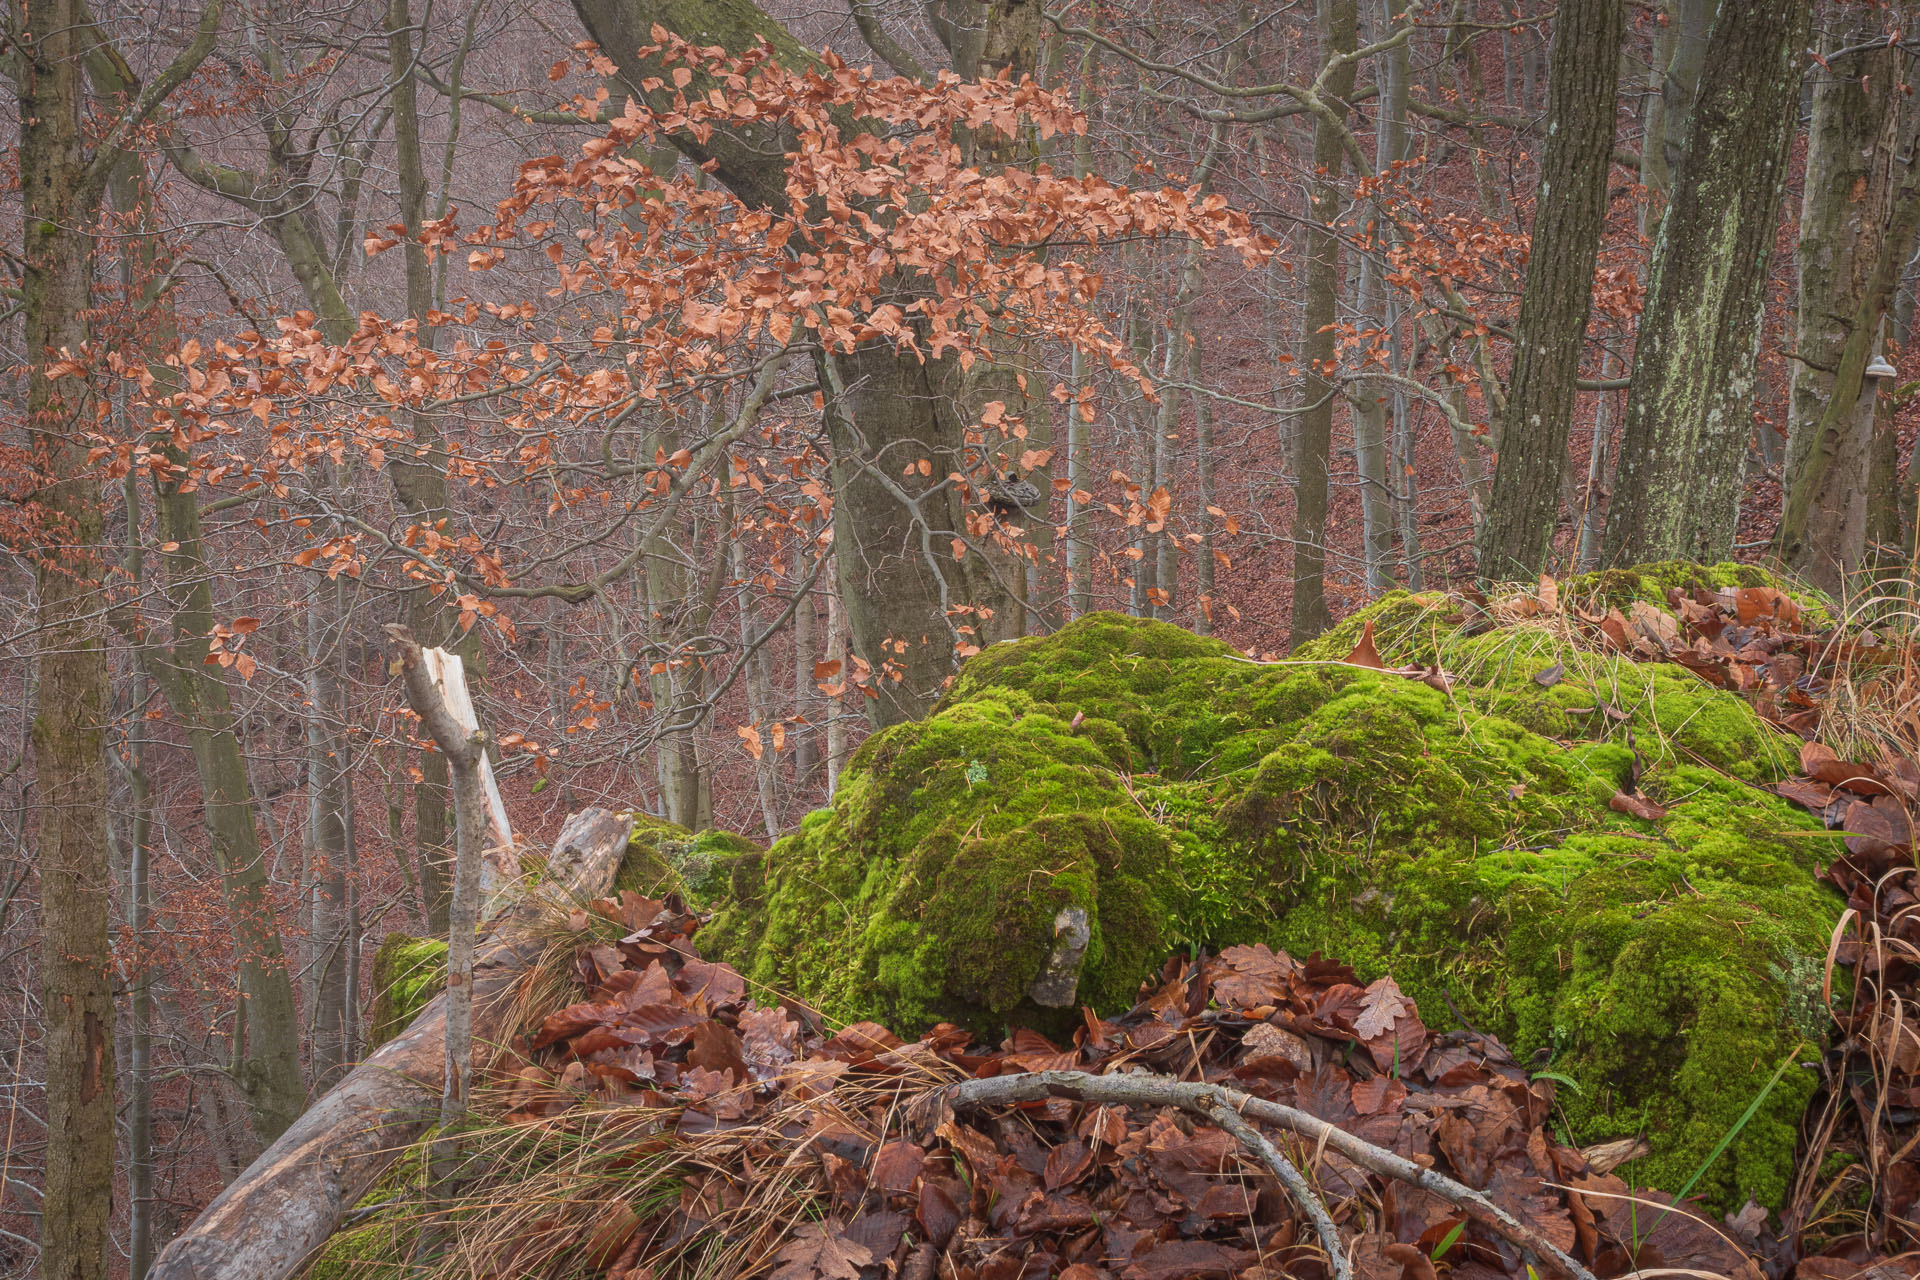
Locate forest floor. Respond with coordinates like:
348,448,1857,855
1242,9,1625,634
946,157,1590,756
319,573,1920,1280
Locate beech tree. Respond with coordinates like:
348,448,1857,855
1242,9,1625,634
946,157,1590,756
9,5,222,1274
1602,0,1812,564
1775,10,1920,590
1476,0,1622,582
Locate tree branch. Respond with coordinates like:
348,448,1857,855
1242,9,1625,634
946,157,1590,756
922,1069,1599,1280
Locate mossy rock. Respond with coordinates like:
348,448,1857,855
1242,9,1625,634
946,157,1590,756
705,576,1845,1211
364,934,450,1051
616,814,763,908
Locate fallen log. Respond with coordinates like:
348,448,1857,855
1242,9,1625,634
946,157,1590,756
150,807,635,1280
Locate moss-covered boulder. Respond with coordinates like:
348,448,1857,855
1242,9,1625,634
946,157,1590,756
617,814,764,908
364,933,450,1050
704,570,1845,1210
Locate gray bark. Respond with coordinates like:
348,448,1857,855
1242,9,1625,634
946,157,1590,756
1602,0,1812,563
149,810,635,1280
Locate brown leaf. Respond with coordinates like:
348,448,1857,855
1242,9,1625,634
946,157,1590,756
1599,609,1632,653
1731,585,1801,629
688,1020,748,1080
1353,976,1412,1040
1351,1074,1407,1116
1532,662,1564,687
1043,1137,1096,1190
914,1176,963,1249
770,1220,875,1280
1208,943,1297,1009
1579,1135,1649,1175
1801,740,1893,797
1120,1238,1256,1280
1384,1243,1439,1280
870,1141,925,1195
1609,790,1666,822
1345,618,1387,669
1774,776,1835,812
582,1200,640,1272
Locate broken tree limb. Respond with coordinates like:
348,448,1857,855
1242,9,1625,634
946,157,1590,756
149,807,635,1280
923,1069,1599,1280
385,624,495,1133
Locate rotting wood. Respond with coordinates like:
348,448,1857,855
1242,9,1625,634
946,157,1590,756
148,807,634,1280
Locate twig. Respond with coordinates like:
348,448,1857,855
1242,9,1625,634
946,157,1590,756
922,1069,1598,1280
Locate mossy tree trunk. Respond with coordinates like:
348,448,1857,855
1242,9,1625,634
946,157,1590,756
1775,14,1920,593
1476,0,1623,582
1288,0,1358,647
17,17,116,1274
15,5,221,1274
1601,0,1811,565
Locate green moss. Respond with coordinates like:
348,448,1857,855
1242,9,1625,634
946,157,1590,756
705,585,1846,1211
303,1140,435,1277
614,814,762,908
364,934,449,1051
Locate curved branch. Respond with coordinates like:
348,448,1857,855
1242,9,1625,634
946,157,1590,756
925,1069,1599,1280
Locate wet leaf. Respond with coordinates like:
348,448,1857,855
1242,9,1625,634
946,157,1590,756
1608,790,1666,822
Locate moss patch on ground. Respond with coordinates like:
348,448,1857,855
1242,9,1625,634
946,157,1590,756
704,570,1845,1211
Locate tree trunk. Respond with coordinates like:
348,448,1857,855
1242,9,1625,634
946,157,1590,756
1348,0,1412,595
384,629,493,1136
302,566,355,1093
119,477,157,1280
1778,15,1920,592
1639,0,1714,234
573,0,1027,726
1778,186,1920,584
1476,0,1623,582
1602,0,1811,564
1289,0,1359,646
18,6,117,1272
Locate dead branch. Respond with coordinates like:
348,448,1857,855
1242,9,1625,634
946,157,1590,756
923,1069,1598,1280
149,808,636,1280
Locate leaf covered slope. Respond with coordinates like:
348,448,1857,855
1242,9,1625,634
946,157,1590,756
705,563,1844,1207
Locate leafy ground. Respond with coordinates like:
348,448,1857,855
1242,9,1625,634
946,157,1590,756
326,565,1920,1279
320,887,1776,1280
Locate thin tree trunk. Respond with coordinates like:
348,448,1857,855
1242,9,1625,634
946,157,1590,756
727,492,782,839
1349,0,1412,595
121,475,156,1280
790,565,818,790
1289,0,1359,645
1477,0,1624,581
824,553,849,799
1575,354,1618,571
19,4,116,1271
1640,0,1714,236
1192,328,1218,635
383,629,490,1138
1065,47,1098,620
302,562,354,1092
